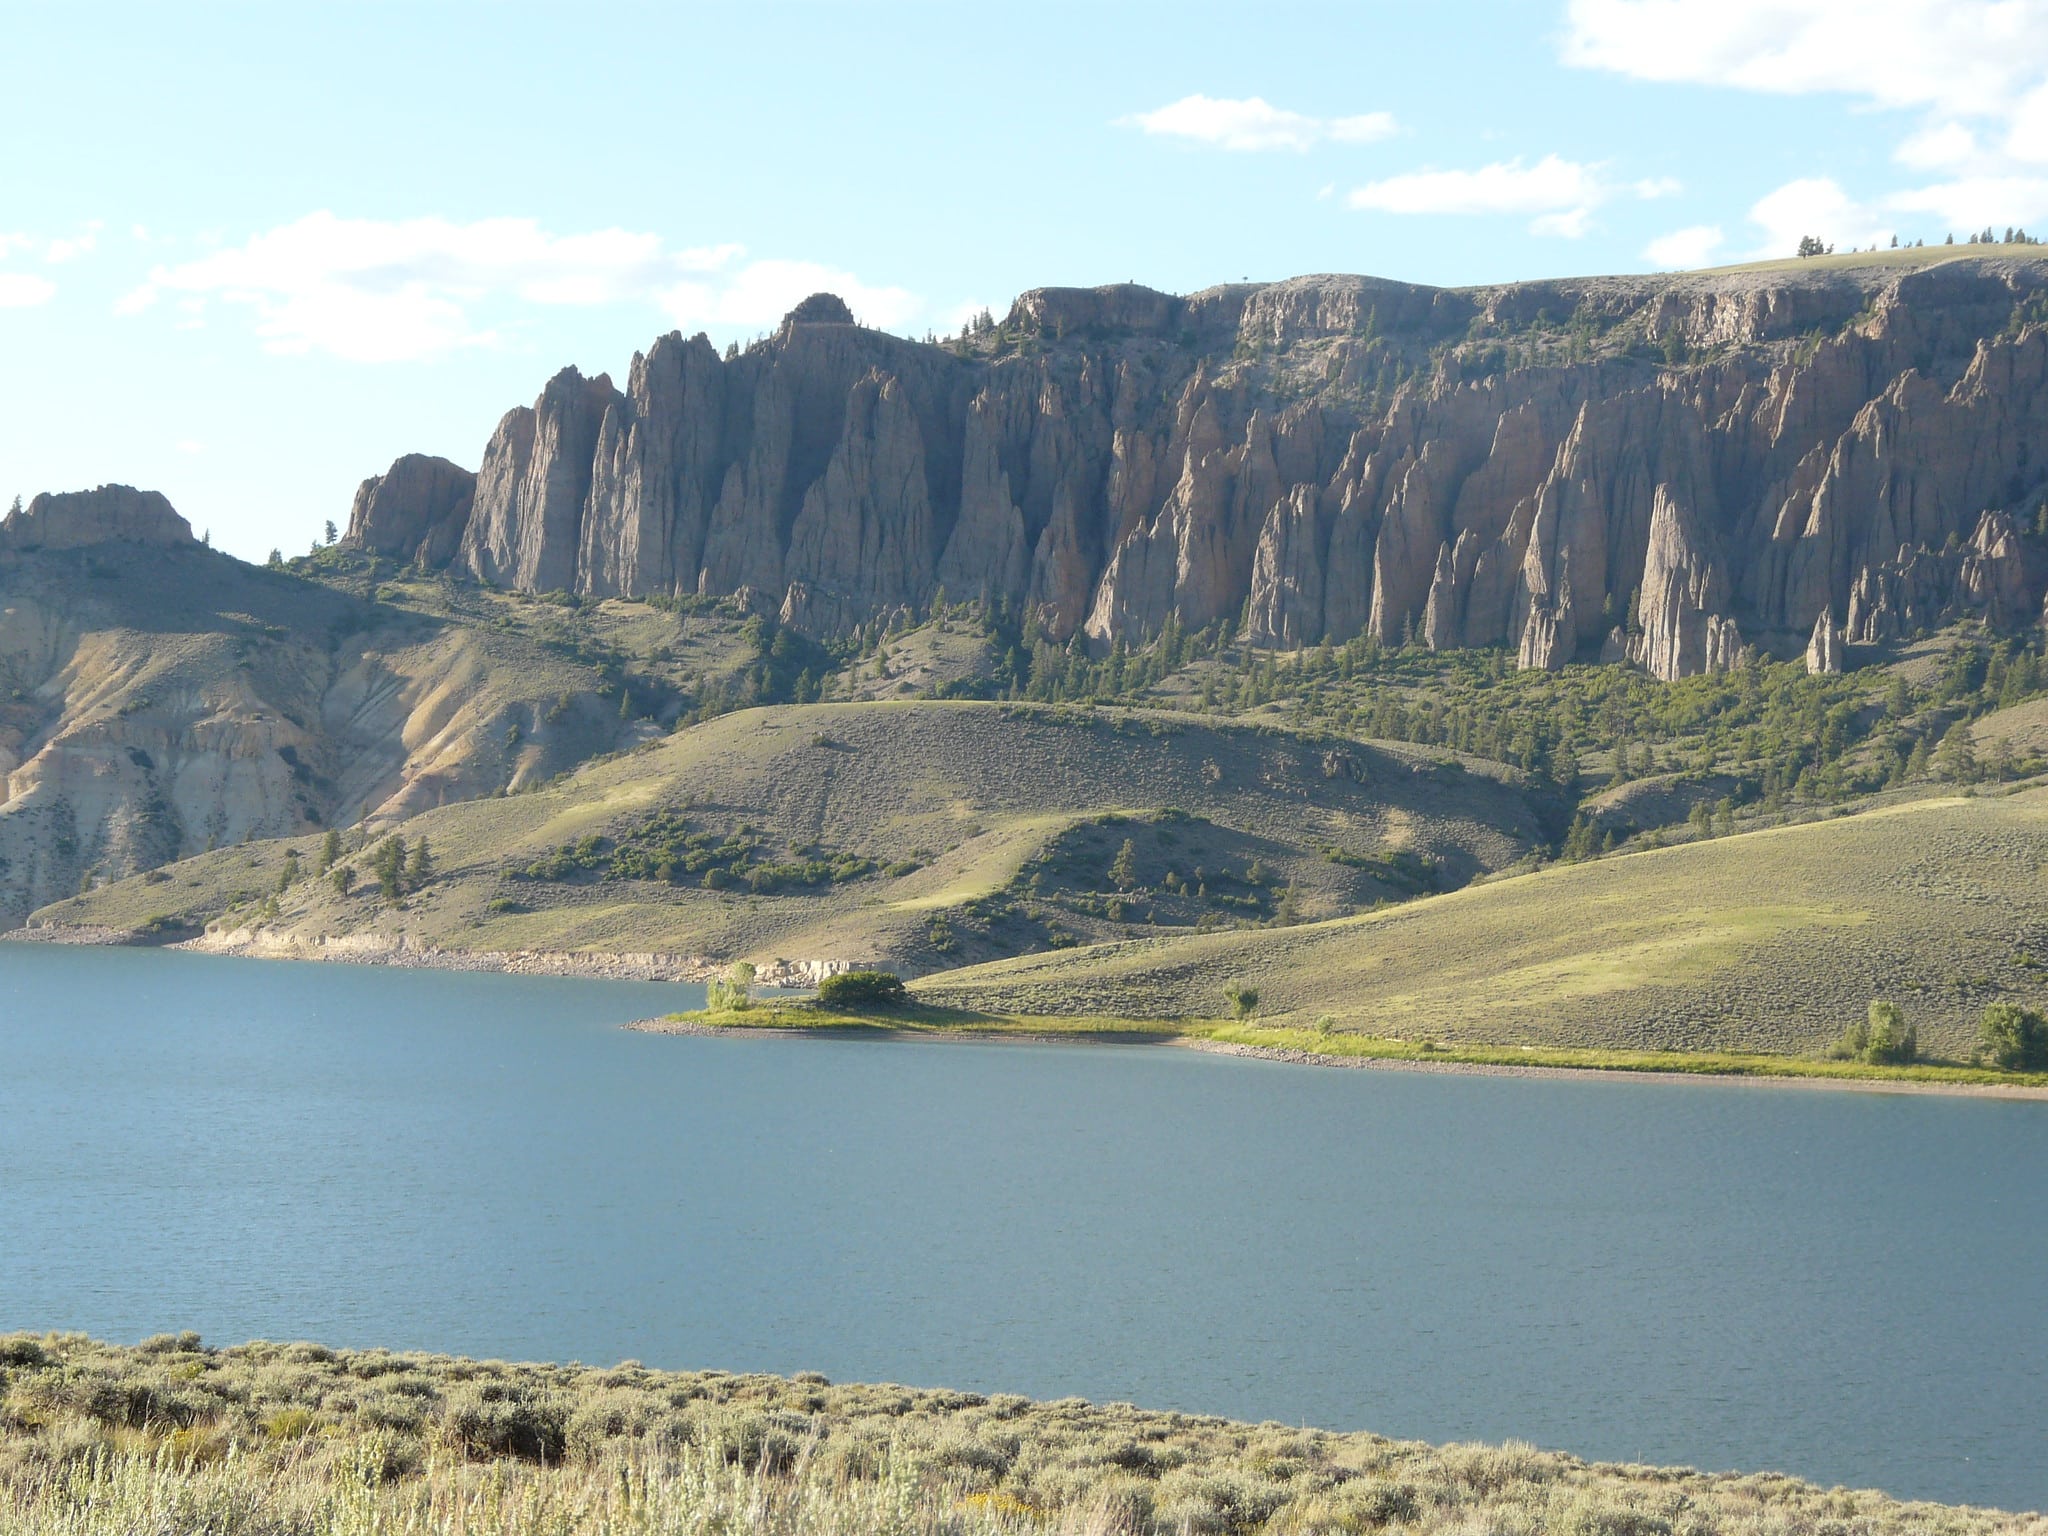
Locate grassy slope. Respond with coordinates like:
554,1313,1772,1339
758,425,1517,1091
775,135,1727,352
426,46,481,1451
912,786,2048,1061
38,701,1540,974
0,1334,2032,1532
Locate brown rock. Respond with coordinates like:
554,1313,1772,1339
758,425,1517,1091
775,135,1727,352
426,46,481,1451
344,455,474,564
3,486,194,551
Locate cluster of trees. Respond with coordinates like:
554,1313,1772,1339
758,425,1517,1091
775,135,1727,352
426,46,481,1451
1824,1001,2048,1073
334,834,431,903
706,961,756,1012
817,969,907,1007
1794,228,2048,256
1833,1000,1919,1065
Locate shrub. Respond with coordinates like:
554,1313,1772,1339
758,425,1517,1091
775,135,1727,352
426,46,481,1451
443,1384,567,1462
1980,1001,2048,1070
1224,982,1259,1019
818,970,907,1007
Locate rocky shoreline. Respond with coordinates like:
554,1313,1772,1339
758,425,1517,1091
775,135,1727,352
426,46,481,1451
8,921,723,984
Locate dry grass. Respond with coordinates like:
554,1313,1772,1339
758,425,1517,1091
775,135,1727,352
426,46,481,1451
1,1334,2037,1534
42,702,1538,976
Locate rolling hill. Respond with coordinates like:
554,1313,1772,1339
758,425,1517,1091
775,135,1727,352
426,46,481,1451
915,784,2048,1061
35,700,1544,976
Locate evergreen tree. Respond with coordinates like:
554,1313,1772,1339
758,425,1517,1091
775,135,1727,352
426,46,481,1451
372,836,407,901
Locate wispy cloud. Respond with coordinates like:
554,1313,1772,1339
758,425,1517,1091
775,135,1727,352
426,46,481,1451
1643,223,1726,269
115,213,916,361
0,272,57,308
1561,0,2048,120
661,259,920,333
1347,154,1676,236
1565,0,2048,233
1119,94,1396,152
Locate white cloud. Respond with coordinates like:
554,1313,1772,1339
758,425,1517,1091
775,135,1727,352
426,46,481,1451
1746,177,1896,256
116,213,912,362
1119,94,1397,152
1643,223,1726,268
1884,174,2048,229
1561,0,2048,120
0,272,57,307
660,258,919,333
1346,153,1675,235
175,440,203,456
1896,122,1983,169
44,233,96,264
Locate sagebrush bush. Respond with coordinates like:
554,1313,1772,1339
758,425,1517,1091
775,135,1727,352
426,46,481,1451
0,1333,2030,1535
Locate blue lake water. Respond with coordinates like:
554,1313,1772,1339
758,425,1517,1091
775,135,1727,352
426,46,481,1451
2,940,2045,1511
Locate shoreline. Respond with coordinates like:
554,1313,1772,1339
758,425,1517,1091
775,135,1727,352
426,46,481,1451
628,1011,2048,1100
9,922,746,986
1183,1036,2048,1099
17,925,2048,1101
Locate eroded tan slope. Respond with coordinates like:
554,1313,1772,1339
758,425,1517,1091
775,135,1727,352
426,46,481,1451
0,542,634,926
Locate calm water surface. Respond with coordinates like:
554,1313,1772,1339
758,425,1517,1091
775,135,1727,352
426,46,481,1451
3,942,2045,1510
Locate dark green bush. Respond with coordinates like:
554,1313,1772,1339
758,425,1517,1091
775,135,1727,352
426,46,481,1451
818,970,907,1007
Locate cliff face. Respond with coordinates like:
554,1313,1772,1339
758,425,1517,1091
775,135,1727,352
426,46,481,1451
353,258,2048,678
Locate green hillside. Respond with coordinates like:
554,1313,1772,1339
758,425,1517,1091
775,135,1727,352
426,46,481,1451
915,785,2048,1062
38,700,1542,975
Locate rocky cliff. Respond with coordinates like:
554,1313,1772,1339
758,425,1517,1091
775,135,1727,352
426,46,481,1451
349,255,2048,678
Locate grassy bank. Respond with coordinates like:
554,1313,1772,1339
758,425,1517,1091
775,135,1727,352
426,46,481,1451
649,1003,2048,1094
0,1333,2034,1534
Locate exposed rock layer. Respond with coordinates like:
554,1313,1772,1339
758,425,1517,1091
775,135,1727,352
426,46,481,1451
353,257,2048,678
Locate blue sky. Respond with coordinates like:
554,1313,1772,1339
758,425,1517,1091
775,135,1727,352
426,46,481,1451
7,0,2048,559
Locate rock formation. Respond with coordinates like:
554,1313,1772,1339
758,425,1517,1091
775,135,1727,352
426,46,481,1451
352,257,2048,678
1806,607,1843,674
344,454,475,564
1,485,195,551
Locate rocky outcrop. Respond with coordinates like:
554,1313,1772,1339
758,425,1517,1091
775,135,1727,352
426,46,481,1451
1806,607,1843,674
1,486,195,551
361,259,2048,677
344,455,476,564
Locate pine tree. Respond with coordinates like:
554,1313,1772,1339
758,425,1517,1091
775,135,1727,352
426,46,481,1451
318,828,342,873
372,836,407,901
405,836,433,888
1109,838,1138,891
